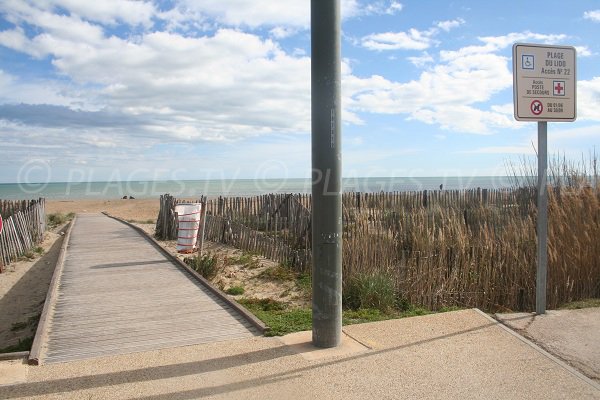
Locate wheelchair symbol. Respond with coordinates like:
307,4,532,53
522,55,534,70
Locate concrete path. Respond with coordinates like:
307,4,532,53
1,309,598,399
497,308,600,382
37,213,257,364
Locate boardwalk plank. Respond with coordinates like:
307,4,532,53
42,213,257,364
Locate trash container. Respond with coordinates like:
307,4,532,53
174,203,202,253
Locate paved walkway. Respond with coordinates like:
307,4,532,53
38,213,257,364
0,309,598,399
497,308,600,382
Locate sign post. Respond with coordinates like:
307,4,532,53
513,43,577,314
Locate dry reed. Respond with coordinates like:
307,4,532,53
157,153,599,312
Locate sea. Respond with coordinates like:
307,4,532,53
0,176,518,200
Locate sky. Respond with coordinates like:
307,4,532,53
0,0,599,183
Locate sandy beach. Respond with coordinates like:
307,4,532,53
0,226,67,351
46,198,160,223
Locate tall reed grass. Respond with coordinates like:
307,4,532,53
164,152,599,312
342,152,599,311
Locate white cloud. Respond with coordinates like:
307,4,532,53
0,70,96,109
407,52,434,67
0,0,595,177
344,50,516,133
166,0,362,30
385,1,404,15
440,31,567,61
583,10,600,22
551,124,600,141
577,77,600,121
0,3,315,144
269,26,297,39
362,29,435,51
362,1,403,16
490,104,515,116
574,46,592,57
346,32,583,133
50,0,156,27
464,146,535,155
361,17,464,51
436,18,465,32
409,105,517,134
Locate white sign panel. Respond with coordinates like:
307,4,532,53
513,43,576,121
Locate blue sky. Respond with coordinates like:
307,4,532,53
0,0,599,183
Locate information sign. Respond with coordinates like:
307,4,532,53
513,43,576,121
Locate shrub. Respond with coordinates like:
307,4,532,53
47,212,75,228
185,253,220,280
238,297,286,311
259,264,296,281
297,273,312,294
343,273,397,313
226,286,245,295
47,213,67,228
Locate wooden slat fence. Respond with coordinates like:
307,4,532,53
154,189,530,275
0,198,46,268
154,187,599,312
155,193,312,271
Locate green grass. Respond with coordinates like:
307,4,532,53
184,253,220,280
0,336,33,353
343,273,397,313
47,212,75,228
226,286,245,295
258,264,296,281
297,273,311,293
342,308,396,325
239,296,447,337
19,246,46,260
227,252,262,269
559,298,600,310
239,298,311,336
234,253,255,264
127,218,155,224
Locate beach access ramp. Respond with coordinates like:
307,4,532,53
31,213,259,364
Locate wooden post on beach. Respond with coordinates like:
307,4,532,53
197,199,208,257
0,214,4,273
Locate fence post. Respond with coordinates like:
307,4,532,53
197,201,208,257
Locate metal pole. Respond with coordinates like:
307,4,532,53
536,121,548,315
311,0,342,348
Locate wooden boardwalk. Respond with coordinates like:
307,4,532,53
39,213,257,364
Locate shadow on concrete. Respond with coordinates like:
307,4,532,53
0,322,496,399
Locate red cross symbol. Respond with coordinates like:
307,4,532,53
555,82,563,94
553,81,565,96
